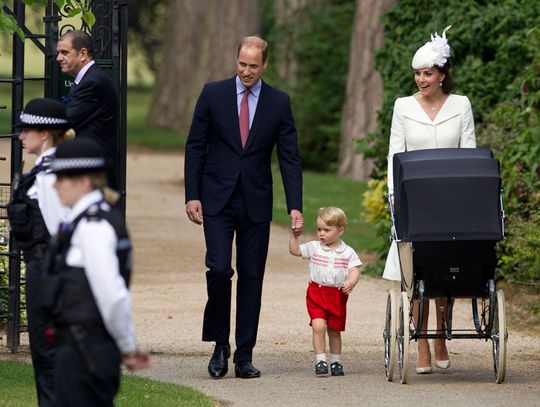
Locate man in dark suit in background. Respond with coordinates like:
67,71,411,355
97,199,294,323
56,30,119,189
185,36,304,379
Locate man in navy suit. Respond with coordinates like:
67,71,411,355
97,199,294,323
56,30,119,189
185,36,304,379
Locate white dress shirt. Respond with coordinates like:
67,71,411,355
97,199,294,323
26,147,69,235
65,189,136,353
74,59,95,85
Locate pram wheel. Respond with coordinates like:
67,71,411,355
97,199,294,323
398,291,410,384
492,289,507,383
384,290,398,381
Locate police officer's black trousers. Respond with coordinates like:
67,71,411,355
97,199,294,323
25,258,56,407
55,335,121,406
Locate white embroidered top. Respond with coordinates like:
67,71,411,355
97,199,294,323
300,240,362,287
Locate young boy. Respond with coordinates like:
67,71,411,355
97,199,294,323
43,138,150,404
289,207,361,376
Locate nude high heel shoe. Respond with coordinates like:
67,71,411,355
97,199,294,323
434,339,450,369
416,365,433,374
435,359,450,369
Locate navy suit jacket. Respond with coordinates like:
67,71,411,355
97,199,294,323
67,63,119,170
185,77,302,223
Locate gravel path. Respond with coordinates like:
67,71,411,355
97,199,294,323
126,149,540,407
2,148,538,406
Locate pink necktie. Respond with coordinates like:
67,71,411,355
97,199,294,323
239,88,250,148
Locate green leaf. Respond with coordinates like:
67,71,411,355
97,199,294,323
0,14,25,40
22,0,48,6
82,11,96,27
66,8,81,17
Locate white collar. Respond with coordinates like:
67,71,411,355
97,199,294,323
74,60,96,85
319,240,346,253
235,76,262,98
405,93,460,125
35,147,57,166
68,189,104,222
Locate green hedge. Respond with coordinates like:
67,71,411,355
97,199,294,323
479,28,540,284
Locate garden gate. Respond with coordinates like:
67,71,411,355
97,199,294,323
0,0,127,352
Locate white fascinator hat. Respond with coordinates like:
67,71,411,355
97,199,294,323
412,25,452,69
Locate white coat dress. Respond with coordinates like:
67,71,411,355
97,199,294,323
383,93,476,280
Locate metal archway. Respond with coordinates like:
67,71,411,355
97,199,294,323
0,0,127,352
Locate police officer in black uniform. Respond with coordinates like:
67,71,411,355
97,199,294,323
8,98,74,406
43,138,150,406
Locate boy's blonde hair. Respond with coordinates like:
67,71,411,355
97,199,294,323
317,207,347,228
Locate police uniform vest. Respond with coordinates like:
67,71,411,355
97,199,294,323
7,161,52,253
43,203,132,332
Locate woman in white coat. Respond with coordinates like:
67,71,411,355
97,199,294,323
383,27,476,374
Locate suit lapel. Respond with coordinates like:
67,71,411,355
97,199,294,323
432,94,460,125
403,94,460,125
224,77,244,151
77,63,98,86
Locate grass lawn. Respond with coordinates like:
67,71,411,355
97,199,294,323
273,170,379,252
0,359,214,407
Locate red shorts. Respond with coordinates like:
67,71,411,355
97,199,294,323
306,281,348,331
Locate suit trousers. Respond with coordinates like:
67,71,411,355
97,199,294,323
25,258,56,407
202,180,270,363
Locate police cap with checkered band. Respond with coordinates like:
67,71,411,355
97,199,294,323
14,98,71,130
50,138,107,176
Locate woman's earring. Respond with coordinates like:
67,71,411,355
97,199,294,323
439,81,443,87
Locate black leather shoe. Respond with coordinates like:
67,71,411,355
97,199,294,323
315,360,328,375
330,361,344,376
234,361,261,379
208,344,230,379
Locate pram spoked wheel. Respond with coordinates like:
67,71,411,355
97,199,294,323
492,289,507,383
397,291,410,384
383,290,398,381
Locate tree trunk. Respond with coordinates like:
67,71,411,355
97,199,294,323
337,0,396,180
273,0,308,81
147,0,261,132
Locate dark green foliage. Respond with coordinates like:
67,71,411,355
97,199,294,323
478,28,540,284
261,0,355,172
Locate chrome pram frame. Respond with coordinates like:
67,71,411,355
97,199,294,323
383,148,508,385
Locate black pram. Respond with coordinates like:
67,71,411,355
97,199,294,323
383,148,507,384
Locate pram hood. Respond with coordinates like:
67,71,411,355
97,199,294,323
393,148,503,242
